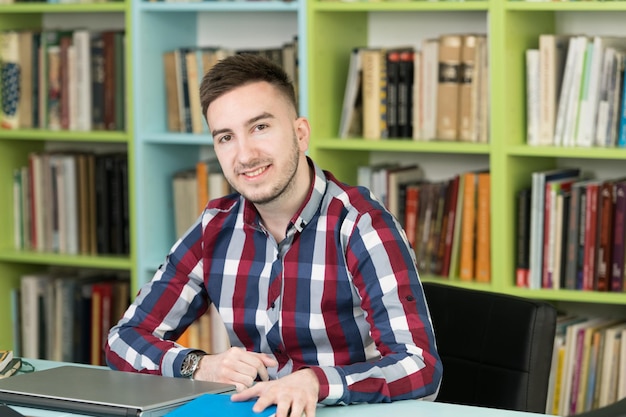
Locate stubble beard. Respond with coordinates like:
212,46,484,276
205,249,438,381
233,134,300,206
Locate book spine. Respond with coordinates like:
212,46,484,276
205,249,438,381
436,34,462,141
459,171,476,281
474,171,490,282
596,181,614,291
516,188,532,288
397,49,414,139
611,181,626,291
564,184,581,289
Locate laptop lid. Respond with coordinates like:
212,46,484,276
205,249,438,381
0,365,234,417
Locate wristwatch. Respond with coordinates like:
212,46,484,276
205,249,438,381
180,351,206,378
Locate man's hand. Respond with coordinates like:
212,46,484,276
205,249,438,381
192,347,278,392
231,368,320,417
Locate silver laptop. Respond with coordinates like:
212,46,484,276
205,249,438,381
0,365,234,417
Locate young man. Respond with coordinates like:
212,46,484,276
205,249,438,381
105,54,442,417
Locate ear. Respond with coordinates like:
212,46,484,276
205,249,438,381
294,116,311,151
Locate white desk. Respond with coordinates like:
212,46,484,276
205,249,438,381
7,359,556,417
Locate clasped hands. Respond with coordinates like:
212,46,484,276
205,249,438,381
192,347,319,417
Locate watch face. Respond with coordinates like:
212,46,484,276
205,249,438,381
181,354,197,377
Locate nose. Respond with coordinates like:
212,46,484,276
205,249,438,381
235,135,260,165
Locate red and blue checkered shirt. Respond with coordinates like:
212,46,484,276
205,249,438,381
105,158,442,405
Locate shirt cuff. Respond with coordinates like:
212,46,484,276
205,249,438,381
309,366,346,405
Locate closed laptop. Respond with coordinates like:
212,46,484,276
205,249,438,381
0,365,234,417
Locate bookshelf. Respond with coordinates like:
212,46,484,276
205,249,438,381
131,1,306,287
305,0,626,309
0,6,133,350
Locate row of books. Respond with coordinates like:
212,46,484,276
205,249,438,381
358,164,491,282
340,33,489,143
171,159,231,237
546,315,626,416
526,34,626,148
0,29,125,132
11,269,130,366
163,38,298,134
516,167,626,291
12,151,130,256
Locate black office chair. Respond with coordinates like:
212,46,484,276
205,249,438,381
422,281,557,414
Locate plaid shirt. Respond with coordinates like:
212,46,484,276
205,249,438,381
106,158,442,405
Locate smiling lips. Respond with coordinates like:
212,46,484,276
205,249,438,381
242,165,269,178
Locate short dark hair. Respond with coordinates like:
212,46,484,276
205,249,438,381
199,53,297,119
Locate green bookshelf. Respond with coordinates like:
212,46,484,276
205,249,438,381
0,4,134,350
305,0,626,308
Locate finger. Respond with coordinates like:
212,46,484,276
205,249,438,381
231,383,263,402
304,401,317,417
274,400,291,417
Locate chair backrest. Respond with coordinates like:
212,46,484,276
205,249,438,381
422,282,557,414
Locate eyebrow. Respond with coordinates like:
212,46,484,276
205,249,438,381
211,112,275,138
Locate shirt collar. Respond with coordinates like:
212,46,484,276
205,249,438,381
242,156,328,234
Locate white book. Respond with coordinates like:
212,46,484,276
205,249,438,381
420,38,439,141
538,34,571,146
562,36,589,147
554,36,585,147
618,327,626,401
598,322,626,407
526,49,540,146
595,47,617,147
62,155,79,255
339,47,363,138
73,29,92,131
20,273,53,360
576,37,626,147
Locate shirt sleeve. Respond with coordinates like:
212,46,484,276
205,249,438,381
311,208,443,405
104,218,208,377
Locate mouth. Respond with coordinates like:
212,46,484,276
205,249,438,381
241,165,269,179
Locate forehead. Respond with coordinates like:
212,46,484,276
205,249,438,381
207,81,293,125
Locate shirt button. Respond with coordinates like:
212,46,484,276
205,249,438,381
271,302,276,309
406,295,415,302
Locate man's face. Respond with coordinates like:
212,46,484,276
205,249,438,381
207,81,309,206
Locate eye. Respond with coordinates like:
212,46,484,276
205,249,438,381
216,134,232,144
254,123,269,132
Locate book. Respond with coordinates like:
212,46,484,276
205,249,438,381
163,50,182,133
339,47,363,139
577,37,626,147
564,180,585,290
397,48,414,138
582,181,601,291
526,48,540,146
419,38,439,141
528,168,581,289
361,48,386,140
561,36,589,147
474,171,490,282
553,36,586,147
17,30,34,129
0,31,20,129
538,34,571,146
459,170,478,281
516,188,532,288
164,394,276,417
185,48,204,134
611,179,626,292
440,175,460,278
458,34,480,143
436,34,462,141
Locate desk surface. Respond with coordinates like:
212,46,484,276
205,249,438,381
7,359,553,417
